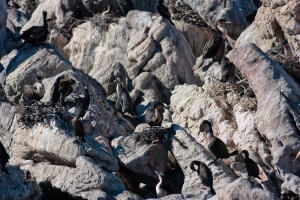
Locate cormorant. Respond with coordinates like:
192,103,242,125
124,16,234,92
0,140,10,174
157,0,175,26
118,0,135,16
293,151,300,162
71,116,86,143
13,11,49,49
145,102,166,127
241,150,261,180
199,120,238,165
155,171,167,198
115,78,133,115
76,86,90,119
190,160,216,195
49,75,76,106
220,39,235,83
22,75,45,102
199,19,230,67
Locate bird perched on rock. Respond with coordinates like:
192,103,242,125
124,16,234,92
198,19,231,67
190,160,216,195
145,102,166,127
293,151,300,162
118,0,135,16
199,120,238,165
157,0,174,26
115,78,134,115
71,116,86,143
22,75,45,102
49,75,76,106
155,171,167,198
13,11,49,49
241,150,261,180
76,86,90,119
0,140,10,174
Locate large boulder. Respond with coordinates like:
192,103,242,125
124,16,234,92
227,44,300,195
236,0,300,57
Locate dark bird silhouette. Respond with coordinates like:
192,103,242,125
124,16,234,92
190,160,216,195
72,116,86,143
220,39,235,83
280,190,299,200
199,19,230,67
115,79,134,115
293,151,300,162
157,0,174,26
241,150,261,180
155,171,167,198
76,86,90,119
13,11,49,49
0,140,10,174
246,11,257,25
49,75,76,106
199,120,238,165
21,75,45,102
118,0,135,16
145,102,166,127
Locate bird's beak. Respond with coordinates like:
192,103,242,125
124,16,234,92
293,158,297,162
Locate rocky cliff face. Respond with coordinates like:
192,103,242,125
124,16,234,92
0,0,299,199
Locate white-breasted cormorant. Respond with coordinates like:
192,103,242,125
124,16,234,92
13,11,49,49
115,78,133,115
199,120,238,165
293,151,300,162
145,102,166,127
199,19,230,67
157,0,174,26
155,171,167,198
71,116,86,143
76,86,90,119
0,140,10,174
22,75,45,102
241,150,261,180
220,39,234,83
190,160,216,195
118,0,135,16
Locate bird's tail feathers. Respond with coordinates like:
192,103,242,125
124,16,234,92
210,186,216,195
229,150,239,157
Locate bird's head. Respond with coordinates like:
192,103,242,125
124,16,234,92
241,150,249,158
199,120,213,135
216,18,230,32
42,11,47,17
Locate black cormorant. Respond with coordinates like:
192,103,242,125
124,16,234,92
293,151,300,162
0,141,10,174
76,86,90,119
71,116,86,143
199,19,230,67
115,79,133,115
155,171,167,198
13,11,49,49
280,190,299,200
145,102,166,127
22,75,45,102
118,0,135,16
220,39,235,83
199,120,238,165
241,150,261,180
157,0,174,26
190,160,216,195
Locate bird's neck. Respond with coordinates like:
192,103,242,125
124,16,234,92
156,174,163,195
218,26,227,39
43,15,47,27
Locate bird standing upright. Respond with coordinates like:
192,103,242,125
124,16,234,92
157,0,175,26
145,102,166,127
199,120,238,165
190,160,216,195
241,150,261,180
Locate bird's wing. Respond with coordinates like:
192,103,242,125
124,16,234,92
145,107,155,124
13,26,38,41
209,137,229,157
202,32,223,58
27,27,49,41
199,164,213,186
